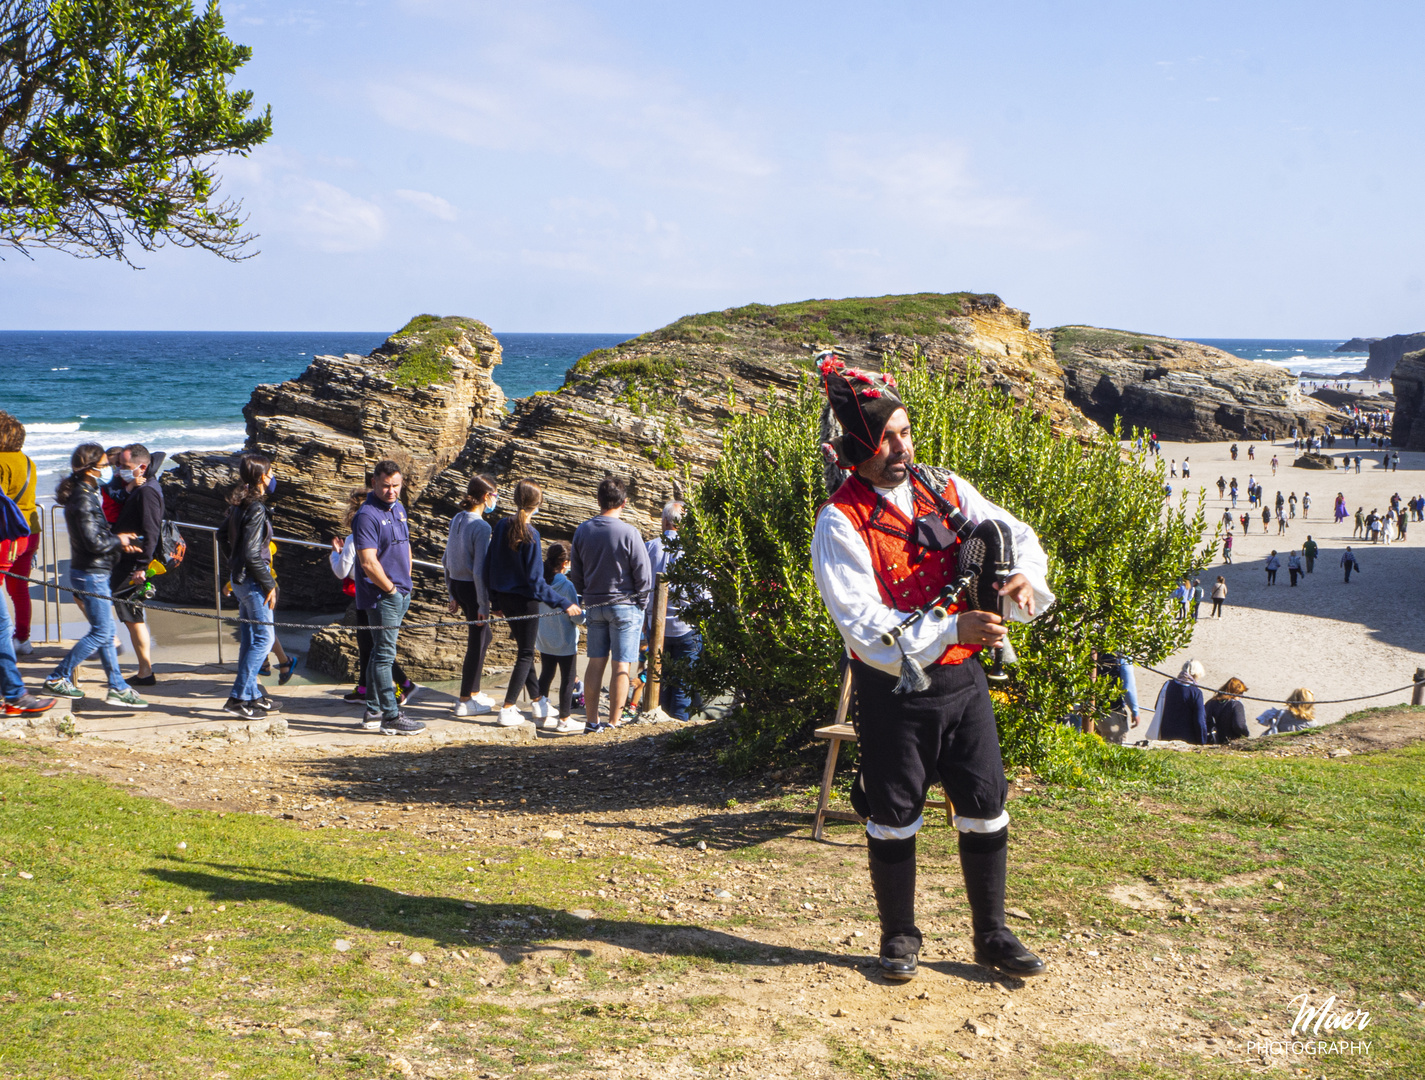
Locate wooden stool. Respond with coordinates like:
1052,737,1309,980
812,667,953,841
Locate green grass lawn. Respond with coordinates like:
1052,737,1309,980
1,713,1423,1079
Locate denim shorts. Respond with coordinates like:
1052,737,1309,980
584,603,643,662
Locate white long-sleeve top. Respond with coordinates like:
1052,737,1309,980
329,534,357,580
811,470,1054,676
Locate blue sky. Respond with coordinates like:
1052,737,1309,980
4,0,1423,336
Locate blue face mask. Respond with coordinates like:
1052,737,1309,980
266,474,277,494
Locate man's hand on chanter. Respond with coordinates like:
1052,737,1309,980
994,572,1035,616
956,610,1008,646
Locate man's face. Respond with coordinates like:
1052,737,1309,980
856,408,914,487
120,450,146,481
375,471,402,505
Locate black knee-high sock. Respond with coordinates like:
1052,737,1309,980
958,826,1012,944
867,835,920,958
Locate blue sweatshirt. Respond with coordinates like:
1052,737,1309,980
483,517,567,607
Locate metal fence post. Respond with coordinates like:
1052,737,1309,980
1412,668,1425,707
48,504,63,644
38,507,50,644
211,531,224,666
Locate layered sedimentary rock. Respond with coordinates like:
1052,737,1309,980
1051,326,1334,441
158,317,504,610
1390,349,1425,451
1365,332,1425,380
1335,337,1379,353
307,293,1093,680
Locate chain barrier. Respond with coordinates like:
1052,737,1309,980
1137,662,1421,707
0,569,622,632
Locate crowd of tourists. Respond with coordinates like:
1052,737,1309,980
0,410,703,734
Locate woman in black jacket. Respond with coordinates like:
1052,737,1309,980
225,453,278,720
1205,677,1250,744
41,444,148,709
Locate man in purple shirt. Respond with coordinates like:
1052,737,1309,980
352,460,423,735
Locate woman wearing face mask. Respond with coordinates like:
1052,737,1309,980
223,453,278,720
444,474,499,717
41,444,148,709
482,479,581,727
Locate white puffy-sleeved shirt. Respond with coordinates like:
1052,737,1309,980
811,469,1054,676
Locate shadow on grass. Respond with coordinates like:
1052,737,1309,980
141,859,1022,985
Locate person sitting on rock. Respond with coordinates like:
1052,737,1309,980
1257,688,1315,735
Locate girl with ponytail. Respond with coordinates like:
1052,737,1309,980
482,479,581,728
444,474,498,716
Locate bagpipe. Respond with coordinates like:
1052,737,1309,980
879,465,1019,694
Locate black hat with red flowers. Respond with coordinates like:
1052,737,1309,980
817,351,905,468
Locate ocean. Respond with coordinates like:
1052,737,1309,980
1189,339,1370,378
0,331,630,495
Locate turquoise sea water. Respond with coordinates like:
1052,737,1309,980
1,331,629,492
1190,338,1369,377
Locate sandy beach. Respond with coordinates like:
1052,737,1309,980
1135,435,1423,732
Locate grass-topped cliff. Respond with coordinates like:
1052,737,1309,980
379,314,496,388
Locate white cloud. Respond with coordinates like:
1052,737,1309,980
292,179,385,253
394,188,458,221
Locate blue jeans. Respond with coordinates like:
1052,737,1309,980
51,570,129,692
0,584,24,700
365,589,410,720
1116,657,1139,721
659,631,703,721
231,580,274,701
585,603,642,662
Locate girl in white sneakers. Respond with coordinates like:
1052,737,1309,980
532,542,585,734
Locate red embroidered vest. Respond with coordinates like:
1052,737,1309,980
827,472,981,666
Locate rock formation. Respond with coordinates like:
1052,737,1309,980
307,293,1095,681
1335,337,1379,353
1051,326,1334,441
158,316,504,610
1390,349,1425,451
1365,332,1425,380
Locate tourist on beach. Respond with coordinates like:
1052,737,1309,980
219,453,284,721
1277,509,1288,535
1334,493,1346,522
1205,678,1250,743
1398,512,1408,541
330,486,419,714
1222,532,1233,565
1271,454,1278,476
1287,551,1302,585
0,412,42,659
353,460,424,735
1190,578,1204,620
1366,510,1380,543
1239,512,1250,535
486,479,583,729
1248,445,1255,460
1355,456,1361,473
1264,550,1280,585
809,356,1052,980
1182,457,1190,479
1171,578,1190,620
1288,492,1297,518
570,477,650,730
1392,450,1400,472
444,474,498,718
1302,536,1318,574
1216,476,1226,499
1154,659,1208,745
1210,576,1227,617
1302,492,1310,519
1353,508,1364,537
1230,443,1238,461
107,444,164,687
1170,459,1177,479
1257,688,1315,735
533,541,585,734
1341,546,1360,583
1230,478,1238,507
41,445,148,710
1262,506,1271,533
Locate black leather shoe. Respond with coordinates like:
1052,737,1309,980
973,932,1047,977
878,952,919,981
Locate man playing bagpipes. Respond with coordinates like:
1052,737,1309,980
810,353,1054,981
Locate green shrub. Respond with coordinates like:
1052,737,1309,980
385,313,485,388
599,355,680,382
674,355,1210,777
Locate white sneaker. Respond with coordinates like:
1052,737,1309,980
473,691,497,708
554,717,584,735
14,639,32,656
496,705,526,727
532,697,550,720
361,707,383,731
454,698,493,717
541,716,560,731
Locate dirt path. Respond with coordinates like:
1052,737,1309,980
16,712,1418,1076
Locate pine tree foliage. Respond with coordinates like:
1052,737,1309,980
0,0,272,262
673,356,1211,774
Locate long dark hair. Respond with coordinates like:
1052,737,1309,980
543,541,570,584
507,479,542,550
227,453,272,507
341,486,367,529
461,474,497,513
55,443,105,503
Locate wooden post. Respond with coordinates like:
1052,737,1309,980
1413,667,1425,707
646,574,668,714
813,665,855,841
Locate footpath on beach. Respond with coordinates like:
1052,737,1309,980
1135,436,1423,732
